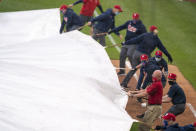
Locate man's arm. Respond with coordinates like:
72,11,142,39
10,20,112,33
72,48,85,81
124,33,145,45
97,5,104,13
156,37,173,63
91,12,108,23
108,21,129,34
69,0,83,7
162,95,172,103
60,19,66,34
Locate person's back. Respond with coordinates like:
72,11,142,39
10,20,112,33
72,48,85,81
92,8,114,33
80,0,100,16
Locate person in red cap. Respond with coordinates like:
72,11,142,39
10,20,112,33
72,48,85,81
155,113,196,131
68,0,104,25
87,5,123,46
128,70,163,131
162,73,186,117
121,25,172,88
149,50,168,88
59,4,83,33
108,12,147,76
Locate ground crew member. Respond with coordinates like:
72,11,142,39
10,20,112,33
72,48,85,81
155,113,196,131
128,70,163,131
150,50,168,88
69,0,104,25
59,5,83,33
121,25,172,88
87,5,123,46
108,13,147,75
162,73,186,116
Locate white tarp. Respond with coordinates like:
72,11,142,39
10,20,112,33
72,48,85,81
0,9,135,131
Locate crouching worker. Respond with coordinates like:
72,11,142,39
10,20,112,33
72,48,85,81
128,70,163,131
59,4,83,34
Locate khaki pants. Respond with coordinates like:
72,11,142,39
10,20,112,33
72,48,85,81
139,105,162,131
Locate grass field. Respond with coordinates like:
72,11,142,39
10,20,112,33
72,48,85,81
0,0,196,89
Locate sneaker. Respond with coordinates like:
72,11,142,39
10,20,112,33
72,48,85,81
136,113,144,119
117,70,126,76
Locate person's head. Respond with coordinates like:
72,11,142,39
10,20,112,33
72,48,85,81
150,25,158,35
113,5,123,15
155,50,162,62
60,4,68,14
152,70,162,81
168,73,177,85
162,113,176,126
132,13,139,23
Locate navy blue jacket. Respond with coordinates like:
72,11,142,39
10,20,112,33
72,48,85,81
168,83,186,105
124,32,173,62
136,60,161,89
60,8,83,33
91,9,119,35
149,57,168,72
156,123,195,131
109,20,146,41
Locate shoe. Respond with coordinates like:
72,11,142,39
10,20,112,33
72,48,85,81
136,113,144,119
117,70,126,76
137,97,143,103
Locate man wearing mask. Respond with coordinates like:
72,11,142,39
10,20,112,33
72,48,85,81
59,5,83,33
162,73,186,116
121,25,172,88
87,5,123,46
128,70,163,131
149,50,168,88
108,13,147,75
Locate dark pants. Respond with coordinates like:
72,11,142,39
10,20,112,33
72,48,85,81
121,50,149,86
165,104,186,116
119,45,137,73
80,14,93,25
92,28,106,46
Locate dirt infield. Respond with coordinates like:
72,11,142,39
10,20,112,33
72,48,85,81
111,60,196,127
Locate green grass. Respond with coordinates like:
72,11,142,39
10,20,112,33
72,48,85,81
0,0,196,89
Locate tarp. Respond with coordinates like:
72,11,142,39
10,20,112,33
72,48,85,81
0,9,135,131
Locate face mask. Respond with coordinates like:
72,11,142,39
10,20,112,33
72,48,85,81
115,12,120,15
155,57,161,62
163,120,168,127
168,81,175,85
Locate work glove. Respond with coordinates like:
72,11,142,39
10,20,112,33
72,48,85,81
121,42,125,46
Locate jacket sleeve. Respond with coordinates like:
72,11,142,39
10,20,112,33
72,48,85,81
156,37,173,63
97,5,104,13
163,59,168,72
60,19,66,34
66,14,73,31
91,12,108,23
110,18,120,36
73,0,83,5
109,21,129,34
125,33,145,45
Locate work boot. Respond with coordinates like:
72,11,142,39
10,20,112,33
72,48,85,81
136,113,145,119
117,70,125,76
120,83,128,88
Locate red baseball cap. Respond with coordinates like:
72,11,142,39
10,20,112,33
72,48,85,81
168,73,177,80
193,122,196,127
114,5,123,12
60,4,68,10
132,13,139,20
162,113,176,121
140,54,148,61
155,50,162,57
150,25,157,32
